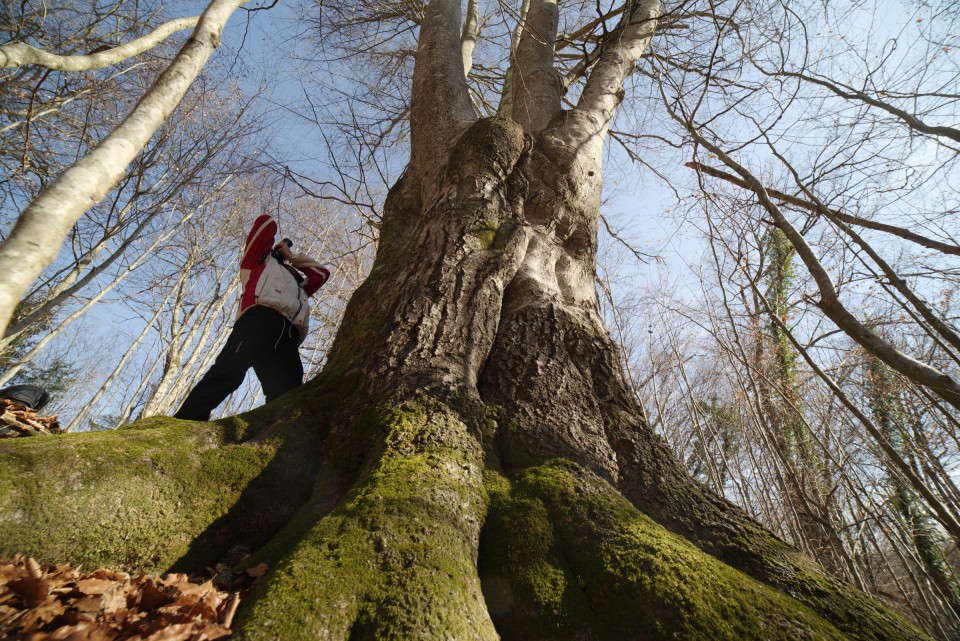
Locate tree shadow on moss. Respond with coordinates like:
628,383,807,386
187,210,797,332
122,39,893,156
168,372,359,574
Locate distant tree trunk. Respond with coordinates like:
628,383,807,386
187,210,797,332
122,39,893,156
865,356,960,629
756,227,849,578
0,1,930,639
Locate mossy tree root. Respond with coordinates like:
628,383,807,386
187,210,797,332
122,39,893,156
233,401,497,641
0,386,933,640
479,460,925,641
607,420,927,641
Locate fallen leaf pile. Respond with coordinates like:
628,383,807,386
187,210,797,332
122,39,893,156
0,554,269,640
0,399,61,438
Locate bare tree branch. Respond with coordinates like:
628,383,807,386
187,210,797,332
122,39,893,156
773,70,960,145
0,16,202,71
567,0,660,143
685,162,960,257
674,107,960,410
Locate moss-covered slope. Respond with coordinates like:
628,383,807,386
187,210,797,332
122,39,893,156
0,381,331,574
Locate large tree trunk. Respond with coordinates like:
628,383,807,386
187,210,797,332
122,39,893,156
0,115,927,640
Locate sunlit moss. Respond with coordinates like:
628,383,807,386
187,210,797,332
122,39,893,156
235,401,497,641
479,461,922,640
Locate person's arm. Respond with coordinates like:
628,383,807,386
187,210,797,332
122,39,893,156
238,215,277,313
287,253,330,296
239,215,277,271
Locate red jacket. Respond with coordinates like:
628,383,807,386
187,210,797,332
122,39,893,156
238,215,330,341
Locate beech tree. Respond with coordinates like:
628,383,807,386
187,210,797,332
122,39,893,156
0,1,946,639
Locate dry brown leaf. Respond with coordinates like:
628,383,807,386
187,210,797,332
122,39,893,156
76,577,116,595
141,613,177,636
48,620,96,639
220,593,240,628
102,588,127,615
137,578,174,611
50,564,77,579
201,590,224,613
170,593,218,622
179,578,215,597
160,573,190,588
143,621,194,641
16,599,67,632
244,563,269,578
1,556,247,640
1,402,64,437
0,566,20,586
25,558,42,579
9,575,50,608
197,623,234,640
91,568,129,582
32,599,65,622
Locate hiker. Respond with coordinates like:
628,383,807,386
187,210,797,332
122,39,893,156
174,214,330,421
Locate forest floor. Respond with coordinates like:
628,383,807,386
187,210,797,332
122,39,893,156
0,552,266,638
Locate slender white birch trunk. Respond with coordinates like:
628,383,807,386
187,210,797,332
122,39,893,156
140,279,238,418
0,0,245,339
65,287,176,432
0,207,201,386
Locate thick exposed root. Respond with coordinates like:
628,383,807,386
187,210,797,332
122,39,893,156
479,460,863,640
234,400,496,641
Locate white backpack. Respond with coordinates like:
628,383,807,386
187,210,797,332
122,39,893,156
253,257,310,342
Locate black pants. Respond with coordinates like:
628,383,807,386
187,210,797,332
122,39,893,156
174,305,303,421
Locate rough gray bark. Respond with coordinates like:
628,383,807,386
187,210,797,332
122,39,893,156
233,1,917,633
510,0,561,133
410,0,477,204
252,103,918,637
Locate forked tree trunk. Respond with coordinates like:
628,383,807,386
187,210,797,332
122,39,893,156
228,116,932,639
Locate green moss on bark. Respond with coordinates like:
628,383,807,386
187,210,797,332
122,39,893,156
479,461,869,640
235,401,496,641
0,419,274,572
0,370,348,574
674,501,930,640
471,220,501,251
